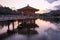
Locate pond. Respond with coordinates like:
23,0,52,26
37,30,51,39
0,19,60,40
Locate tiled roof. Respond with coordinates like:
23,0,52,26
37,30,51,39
17,5,39,11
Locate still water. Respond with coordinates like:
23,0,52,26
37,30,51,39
0,19,60,40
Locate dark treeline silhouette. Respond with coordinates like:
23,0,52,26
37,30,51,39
49,10,60,16
40,10,60,17
40,10,60,23
0,6,20,15
38,10,60,17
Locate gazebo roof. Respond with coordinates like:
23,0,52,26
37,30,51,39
17,5,39,11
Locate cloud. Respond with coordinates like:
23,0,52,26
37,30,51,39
43,9,51,13
46,0,58,3
54,5,60,10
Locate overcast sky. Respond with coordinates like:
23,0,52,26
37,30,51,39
0,0,60,13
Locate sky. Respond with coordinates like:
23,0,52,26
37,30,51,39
0,0,60,13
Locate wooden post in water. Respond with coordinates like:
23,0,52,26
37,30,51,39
34,19,35,24
8,23,10,31
18,20,20,25
1,22,4,28
12,21,14,31
32,19,35,30
31,19,35,24
7,21,10,33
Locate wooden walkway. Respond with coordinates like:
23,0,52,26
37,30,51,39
0,15,60,21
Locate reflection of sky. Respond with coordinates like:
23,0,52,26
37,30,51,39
36,19,57,30
0,0,60,13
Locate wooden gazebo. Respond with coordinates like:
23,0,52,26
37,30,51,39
17,5,39,14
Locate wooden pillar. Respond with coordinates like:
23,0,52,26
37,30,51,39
18,20,19,25
12,21,14,31
7,21,10,32
0,21,4,28
34,19,35,24
32,19,35,30
8,23,10,30
32,19,35,24
22,20,24,23
30,20,32,23
1,23,4,28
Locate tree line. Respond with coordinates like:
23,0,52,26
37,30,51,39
0,5,20,15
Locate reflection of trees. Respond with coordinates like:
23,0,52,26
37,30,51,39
0,20,14,29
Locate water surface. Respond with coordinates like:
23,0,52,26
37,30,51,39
0,19,60,40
